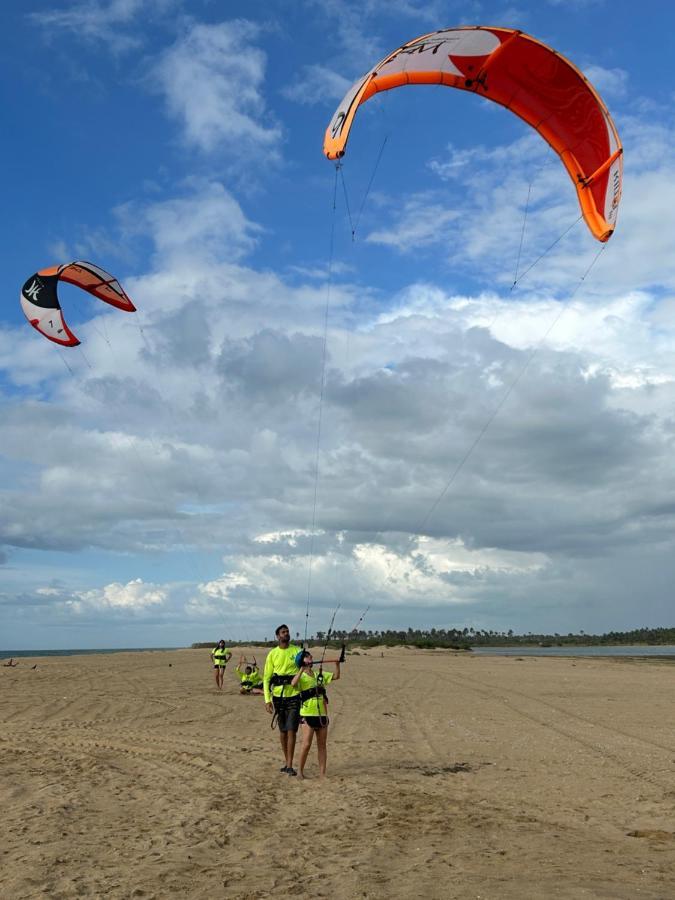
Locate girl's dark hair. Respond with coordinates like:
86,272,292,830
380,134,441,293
275,623,289,637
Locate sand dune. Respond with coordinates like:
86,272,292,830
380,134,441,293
1,647,674,899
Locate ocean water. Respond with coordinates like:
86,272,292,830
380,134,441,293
0,647,178,660
471,644,675,658
3,645,675,661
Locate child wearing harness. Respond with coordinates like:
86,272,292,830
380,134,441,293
235,655,264,694
291,649,341,779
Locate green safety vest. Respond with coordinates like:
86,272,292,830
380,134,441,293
212,646,230,667
297,670,333,717
237,667,262,687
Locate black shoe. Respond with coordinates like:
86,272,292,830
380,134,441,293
280,765,289,773
287,767,297,776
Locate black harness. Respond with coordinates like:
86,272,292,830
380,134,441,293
298,684,327,705
269,673,298,729
269,673,294,687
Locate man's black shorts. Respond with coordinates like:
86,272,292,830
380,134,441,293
273,695,301,733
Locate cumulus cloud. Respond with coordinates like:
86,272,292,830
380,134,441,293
116,179,262,266
198,533,549,630
151,20,281,156
301,0,450,73
366,194,461,252
30,0,177,51
5,28,675,640
5,249,675,636
583,64,629,98
282,64,352,106
69,578,167,612
368,110,675,300
546,0,605,6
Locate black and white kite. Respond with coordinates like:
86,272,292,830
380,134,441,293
20,261,136,347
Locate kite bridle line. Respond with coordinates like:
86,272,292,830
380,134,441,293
513,180,533,288
313,602,341,727
349,240,611,607
338,134,390,243
328,110,613,624
304,137,390,645
421,242,609,537
339,164,355,239
79,301,227,636
343,604,371,653
511,214,583,291
54,314,224,637
354,135,389,239
510,150,577,290
55,347,76,376
318,602,341,669
303,162,341,648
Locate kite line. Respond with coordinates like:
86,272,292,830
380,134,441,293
303,163,341,646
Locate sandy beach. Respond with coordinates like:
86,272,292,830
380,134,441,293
1,647,674,899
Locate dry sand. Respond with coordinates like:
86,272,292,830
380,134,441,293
1,646,674,899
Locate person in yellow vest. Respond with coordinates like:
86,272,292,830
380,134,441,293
291,649,340,779
211,640,231,690
263,624,302,776
235,655,264,694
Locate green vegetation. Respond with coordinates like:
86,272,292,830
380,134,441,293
192,625,675,651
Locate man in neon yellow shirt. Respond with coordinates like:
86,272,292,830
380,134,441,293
291,649,340,779
211,640,231,690
263,624,302,776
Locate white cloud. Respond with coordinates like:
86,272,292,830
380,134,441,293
151,20,281,155
117,179,262,266
302,0,449,73
70,578,167,612
5,251,675,634
192,534,538,624
583,64,629,98
367,112,675,300
366,194,461,251
30,0,176,51
547,0,605,5
282,64,352,106
254,529,316,546
6,46,675,639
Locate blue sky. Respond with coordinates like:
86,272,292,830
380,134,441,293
2,0,675,649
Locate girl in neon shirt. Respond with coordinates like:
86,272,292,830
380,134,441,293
291,650,341,779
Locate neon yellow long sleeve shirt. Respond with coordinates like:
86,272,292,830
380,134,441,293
263,645,301,703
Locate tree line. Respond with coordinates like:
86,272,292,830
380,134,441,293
192,624,675,651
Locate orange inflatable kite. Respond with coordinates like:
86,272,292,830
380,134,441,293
324,27,622,242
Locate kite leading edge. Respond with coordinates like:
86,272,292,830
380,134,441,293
323,26,623,242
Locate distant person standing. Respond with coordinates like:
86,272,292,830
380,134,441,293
263,624,302,775
211,640,231,690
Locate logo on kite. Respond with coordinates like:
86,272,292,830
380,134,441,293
323,25,623,242
19,261,136,347
24,280,42,302
331,111,346,140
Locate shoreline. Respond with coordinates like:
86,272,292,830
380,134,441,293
0,646,181,660
4,641,675,662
